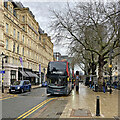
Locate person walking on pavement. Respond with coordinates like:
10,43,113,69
103,80,106,93
75,71,79,91
113,80,117,89
89,76,92,89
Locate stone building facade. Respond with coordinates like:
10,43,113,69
0,0,53,86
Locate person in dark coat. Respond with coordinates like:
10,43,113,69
103,80,106,93
113,80,117,89
75,75,79,91
89,79,92,88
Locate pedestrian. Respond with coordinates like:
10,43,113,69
89,77,92,89
75,75,79,91
103,80,106,93
92,82,94,89
113,80,117,89
75,71,79,91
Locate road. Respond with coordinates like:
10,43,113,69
2,87,68,119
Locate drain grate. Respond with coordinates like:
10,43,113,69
56,112,62,115
70,109,91,117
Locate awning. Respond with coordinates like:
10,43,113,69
26,71,39,78
19,71,29,77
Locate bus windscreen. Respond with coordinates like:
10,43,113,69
48,62,66,75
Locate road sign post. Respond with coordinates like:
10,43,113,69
2,57,4,93
0,52,8,93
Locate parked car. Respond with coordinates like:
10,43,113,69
9,80,31,93
42,81,47,87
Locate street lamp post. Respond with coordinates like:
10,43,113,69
0,52,8,93
2,57,4,93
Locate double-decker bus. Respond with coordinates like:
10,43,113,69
46,60,72,95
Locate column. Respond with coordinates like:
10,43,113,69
4,69,10,86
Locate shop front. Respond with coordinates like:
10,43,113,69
4,63,18,86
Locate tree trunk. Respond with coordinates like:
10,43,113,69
92,63,96,75
98,55,104,91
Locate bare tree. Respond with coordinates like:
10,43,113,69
69,43,97,76
50,1,120,88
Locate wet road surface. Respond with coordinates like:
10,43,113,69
2,88,54,119
2,84,119,119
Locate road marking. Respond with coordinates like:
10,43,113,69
15,98,57,120
0,95,17,101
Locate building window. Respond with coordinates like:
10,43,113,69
39,36,41,41
17,44,19,54
22,26,25,31
17,15,19,19
22,35,24,43
4,2,7,8
8,5,10,11
22,16,25,22
6,23,8,33
28,62,29,68
13,29,16,38
11,7,12,13
13,42,15,53
33,64,34,70
6,39,8,50
13,9,16,17
22,47,24,56
12,57,14,64
5,57,8,63
43,39,45,48
11,70,16,84
28,50,30,56
17,32,19,40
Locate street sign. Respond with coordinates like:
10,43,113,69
0,71,5,74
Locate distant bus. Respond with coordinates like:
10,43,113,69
46,61,72,95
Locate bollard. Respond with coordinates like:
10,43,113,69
2,83,4,93
96,96,100,116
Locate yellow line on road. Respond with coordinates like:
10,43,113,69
16,98,56,120
0,95,17,101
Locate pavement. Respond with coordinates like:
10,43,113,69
60,83,119,119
